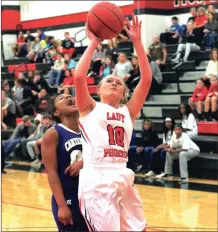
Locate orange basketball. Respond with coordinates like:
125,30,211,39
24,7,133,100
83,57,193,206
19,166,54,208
87,2,124,40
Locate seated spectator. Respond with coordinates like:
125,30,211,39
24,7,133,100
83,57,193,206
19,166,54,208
187,7,197,24
144,117,175,178
37,29,46,41
27,36,42,62
160,16,181,44
125,55,140,92
179,103,198,139
127,129,137,170
114,21,129,46
204,75,218,121
26,70,39,101
99,56,114,78
61,32,76,58
58,69,75,96
26,114,52,162
12,31,26,58
149,56,163,94
2,80,13,98
113,52,132,80
64,53,76,70
161,124,200,182
204,12,218,50
48,53,65,86
189,79,208,120
3,115,36,162
61,86,72,95
1,90,16,128
33,70,50,93
90,43,106,75
105,39,118,63
128,119,159,173
23,31,35,54
193,7,208,46
13,79,34,116
148,35,167,66
172,22,201,63
208,4,218,21
35,89,52,114
203,48,218,87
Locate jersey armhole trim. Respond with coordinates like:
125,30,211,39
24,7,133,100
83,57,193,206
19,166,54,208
79,101,100,120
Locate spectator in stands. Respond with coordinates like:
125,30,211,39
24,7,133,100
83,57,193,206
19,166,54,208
148,55,163,94
127,129,137,170
193,7,208,46
27,36,42,62
24,31,35,53
125,55,140,92
144,117,175,178
48,53,65,86
1,143,6,174
99,56,114,78
33,70,50,93
203,48,218,88
148,35,167,66
105,39,118,63
12,31,25,58
172,22,201,63
162,124,200,182
1,90,16,129
208,5,218,21
114,21,129,46
58,69,75,96
26,114,52,163
26,70,39,101
189,79,208,120
130,119,159,173
13,79,34,116
2,80,12,98
35,89,52,114
90,43,106,75
113,52,132,79
187,7,197,24
160,16,181,44
204,75,218,121
61,32,76,58
3,115,36,162
204,12,218,50
37,29,46,41
179,103,198,139
64,53,76,70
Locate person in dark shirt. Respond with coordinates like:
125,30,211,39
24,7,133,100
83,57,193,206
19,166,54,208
171,22,201,63
61,32,76,58
35,89,52,114
105,39,118,64
187,7,197,24
129,119,160,173
25,31,35,43
33,70,50,93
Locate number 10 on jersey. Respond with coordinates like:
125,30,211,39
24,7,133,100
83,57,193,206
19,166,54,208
107,124,125,147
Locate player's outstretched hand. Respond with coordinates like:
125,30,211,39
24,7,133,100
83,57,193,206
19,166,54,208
86,23,103,43
124,13,142,43
58,204,73,225
65,160,83,176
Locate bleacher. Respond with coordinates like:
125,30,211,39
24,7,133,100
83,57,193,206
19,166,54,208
1,39,218,179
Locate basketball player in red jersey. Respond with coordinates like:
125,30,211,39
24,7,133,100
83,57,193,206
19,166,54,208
75,14,152,231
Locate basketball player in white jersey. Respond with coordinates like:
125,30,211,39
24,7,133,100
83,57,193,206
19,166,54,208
74,14,152,231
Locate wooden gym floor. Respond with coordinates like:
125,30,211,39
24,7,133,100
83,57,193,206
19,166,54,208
2,162,218,232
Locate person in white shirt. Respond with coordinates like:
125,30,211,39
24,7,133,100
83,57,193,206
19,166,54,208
179,103,198,139
162,124,200,182
113,52,133,80
202,48,218,88
144,117,175,178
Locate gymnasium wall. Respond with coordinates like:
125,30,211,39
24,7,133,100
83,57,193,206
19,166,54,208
2,0,218,59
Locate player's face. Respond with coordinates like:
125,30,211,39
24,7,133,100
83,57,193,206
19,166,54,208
54,94,78,117
98,75,125,104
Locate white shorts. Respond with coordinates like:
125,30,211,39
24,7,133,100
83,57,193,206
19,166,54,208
78,166,146,231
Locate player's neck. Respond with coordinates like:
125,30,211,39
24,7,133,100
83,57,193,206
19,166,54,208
61,118,80,132
101,99,120,109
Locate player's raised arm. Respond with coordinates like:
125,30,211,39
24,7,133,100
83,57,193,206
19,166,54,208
74,25,100,115
125,14,152,122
